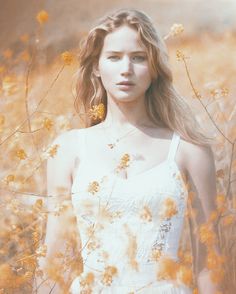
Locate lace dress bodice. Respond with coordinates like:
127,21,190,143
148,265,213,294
69,128,192,294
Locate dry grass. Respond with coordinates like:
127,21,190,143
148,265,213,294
0,10,235,294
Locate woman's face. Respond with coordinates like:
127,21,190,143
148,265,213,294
95,25,152,103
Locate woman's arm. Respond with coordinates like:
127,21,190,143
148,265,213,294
34,131,81,293
184,142,223,293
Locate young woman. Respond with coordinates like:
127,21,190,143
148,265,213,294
38,8,223,294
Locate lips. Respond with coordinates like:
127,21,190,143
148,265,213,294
117,81,135,85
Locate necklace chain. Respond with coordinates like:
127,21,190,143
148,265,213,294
102,125,140,149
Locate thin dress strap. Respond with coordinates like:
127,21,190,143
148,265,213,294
167,131,181,162
80,128,87,160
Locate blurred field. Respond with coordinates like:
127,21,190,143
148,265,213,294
0,6,236,294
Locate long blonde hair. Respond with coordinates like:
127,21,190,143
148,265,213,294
74,8,215,147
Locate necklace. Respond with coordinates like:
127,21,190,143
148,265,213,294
102,125,140,149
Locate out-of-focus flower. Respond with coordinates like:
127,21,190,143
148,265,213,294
2,75,18,95
80,272,95,286
43,117,53,131
209,210,218,222
101,265,118,286
61,51,74,65
36,244,47,257
156,256,178,280
150,247,162,261
222,214,235,226
216,169,224,179
20,34,29,43
20,50,30,62
170,23,184,36
48,144,59,158
164,24,184,40
3,49,13,59
176,264,193,286
0,114,4,132
5,174,15,185
216,193,227,214
140,205,152,222
199,223,216,246
32,199,44,213
36,10,49,25
181,251,193,265
16,149,27,160
221,87,229,97
159,197,178,219
0,66,6,74
206,250,225,270
176,50,186,61
210,268,225,284
55,115,71,132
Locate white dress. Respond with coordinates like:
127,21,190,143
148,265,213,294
69,129,193,294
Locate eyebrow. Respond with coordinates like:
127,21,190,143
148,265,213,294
105,50,146,54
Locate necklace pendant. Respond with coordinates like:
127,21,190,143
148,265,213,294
108,143,116,149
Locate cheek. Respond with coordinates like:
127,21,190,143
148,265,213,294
140,68,152,87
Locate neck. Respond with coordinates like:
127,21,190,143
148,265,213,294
102,95,153,132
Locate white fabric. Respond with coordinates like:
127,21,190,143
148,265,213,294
69,129,192,293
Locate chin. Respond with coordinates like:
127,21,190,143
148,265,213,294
111,93,141,102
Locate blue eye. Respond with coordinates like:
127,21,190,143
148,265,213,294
107,55,146,61
108,56,119,60
132,56,146,61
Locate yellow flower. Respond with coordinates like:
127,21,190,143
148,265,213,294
115,153,131,172
36,10,49,25
20,50,30,62
221,87,229,97
3,49,13,59
2,75,18,95
36,244,47,257
16,149,27,160
150,247,162,261
0,114,5,132
156,256,178,280
101,265,118,286
210,268,225,284
222,214,235,226
48,144,59,158
209,210,218,222
20,34,29,43
181,251,192,265
5,174,15,185
87,181,100,195
61,51,74,65
206,250,225,270
80,272,95,286
176,264,193,286
170,23,184,36
140,205,152,222
199,223,216,246
88,103,105,121
216,193,227,214
159,197,178,219
43,117,53,130
0,66,6,73
176,50,185,61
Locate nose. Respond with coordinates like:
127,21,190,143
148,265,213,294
120,56,133,76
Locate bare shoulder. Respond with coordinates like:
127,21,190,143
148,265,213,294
178,137,215,179
49,128,85,160
52,128,84,146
